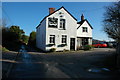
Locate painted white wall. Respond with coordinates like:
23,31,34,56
77,21,92,38
45,8,77,51
89,38,92,45
36,7,93,51
36,19,46,51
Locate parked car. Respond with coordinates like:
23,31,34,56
105,42,117,48
92,42,107,48
112,42,117,48
106,42,113,48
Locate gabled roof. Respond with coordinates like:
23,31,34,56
77,19,93,29
36,6,77,29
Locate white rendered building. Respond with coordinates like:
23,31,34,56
36,7,93,51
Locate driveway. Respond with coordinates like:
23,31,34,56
3,48,120,79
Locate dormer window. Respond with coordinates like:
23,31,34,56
48,17,58,28
60,19,66,30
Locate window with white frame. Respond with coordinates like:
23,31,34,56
49,35,55,44
60,19,65,29
82,27,88,32
62,35,67,44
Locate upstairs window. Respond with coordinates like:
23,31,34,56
62,35,67,44
60,19,65,29
82,27,88,32
49,35,55,44
48,17,58,28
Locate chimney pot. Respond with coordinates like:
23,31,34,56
49,8,55,14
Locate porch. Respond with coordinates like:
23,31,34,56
77,37,92,50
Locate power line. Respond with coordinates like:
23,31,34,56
2,7,14,26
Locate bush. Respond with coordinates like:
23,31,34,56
2,47,9,52
63,49,69,52
84,45,93,50
50,48,56,52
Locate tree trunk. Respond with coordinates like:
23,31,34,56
116,42,120,68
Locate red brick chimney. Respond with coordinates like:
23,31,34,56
81,14,84,21
49,8,55,14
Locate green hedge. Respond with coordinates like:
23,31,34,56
84,45,93,50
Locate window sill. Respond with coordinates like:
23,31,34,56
83,32,88,33
58,44,67,47
61,44,67,46
49,43,55,45
46,44,55,47
48,27,58,28
61,43,67,44
59,29,66,30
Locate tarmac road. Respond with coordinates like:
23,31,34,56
4,47,120,79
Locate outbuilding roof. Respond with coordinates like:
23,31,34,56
77,19,93,29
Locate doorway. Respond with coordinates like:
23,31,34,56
70,38,75,50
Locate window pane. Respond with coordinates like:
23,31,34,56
50,35,55,44
50,37,52,43
83,27,87,32
53,38,54,43
60,19,65,29
48,18,58,28
60,22,63,28
62,35,67,43
63,19,65,29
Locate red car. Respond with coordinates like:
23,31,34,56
92,42,107,48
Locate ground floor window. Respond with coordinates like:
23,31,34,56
62,35,67,44
82,38,88,45
49,35,55,44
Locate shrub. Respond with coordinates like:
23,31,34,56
50,48,56,52
63,49,69,52
2,47,9,52
84,45,93,50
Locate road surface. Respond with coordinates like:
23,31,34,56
3,47,120,79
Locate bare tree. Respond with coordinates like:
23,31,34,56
103,2,120,42
103,2,120,67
